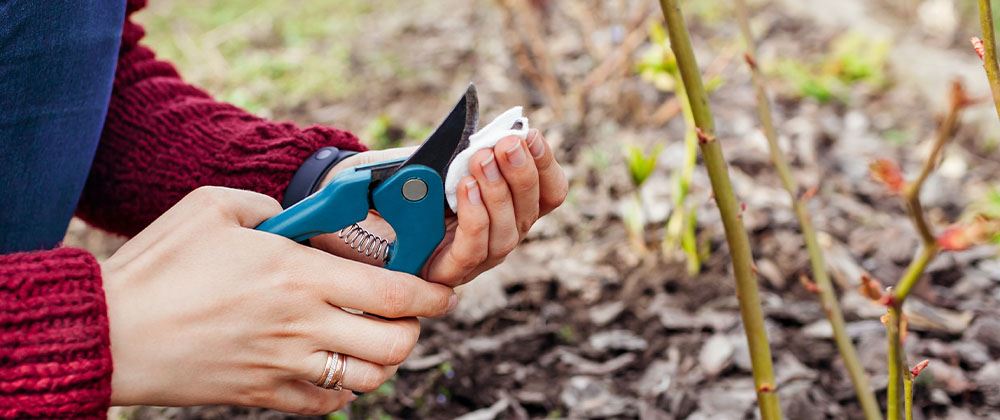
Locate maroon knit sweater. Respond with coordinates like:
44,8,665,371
0,0,365,417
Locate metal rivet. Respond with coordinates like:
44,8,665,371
402,178,428,201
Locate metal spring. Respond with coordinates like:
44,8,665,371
337,223,392,262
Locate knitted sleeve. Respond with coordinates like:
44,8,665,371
0,248,112,419
76,0,366,237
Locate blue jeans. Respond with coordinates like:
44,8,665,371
0,0,126,253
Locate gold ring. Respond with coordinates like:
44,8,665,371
315,351,335,387
329,352,347,391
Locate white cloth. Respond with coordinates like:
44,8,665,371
445,107,529,211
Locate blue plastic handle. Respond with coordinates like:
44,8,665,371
372,165,445,274
255,169,371,242
255,163,446,275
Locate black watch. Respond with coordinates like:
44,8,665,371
282,147,359,208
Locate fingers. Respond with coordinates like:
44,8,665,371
469,149,519,259
184,186,284,227
322,146,418,185
310,311,421,367
494,136,540,237
300,351,399,394
525,129,569,215
425,176,490,286
265,379,354,415
304,252,455,318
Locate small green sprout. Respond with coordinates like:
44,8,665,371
624,144,662,188
772,32,889,103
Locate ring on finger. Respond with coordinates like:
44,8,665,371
315,351,347,390
316,351,348,390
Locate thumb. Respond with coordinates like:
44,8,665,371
186,186,284,228
323,146,418,185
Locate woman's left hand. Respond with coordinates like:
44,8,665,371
311,128,568,287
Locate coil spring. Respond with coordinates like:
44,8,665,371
337,223,392,262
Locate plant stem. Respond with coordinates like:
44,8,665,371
885,80,968,419
886,304,904,420
977,0,1000,121
904,371,914,420
893,245,938,304
657,1,781,418
663,64,701,274
732,1,882,418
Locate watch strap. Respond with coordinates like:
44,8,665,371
282,147,359,208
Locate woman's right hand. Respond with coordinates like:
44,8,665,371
101,186,456,415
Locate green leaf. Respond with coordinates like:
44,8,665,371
624,144,662,188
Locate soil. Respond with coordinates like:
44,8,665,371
74,0,1000,418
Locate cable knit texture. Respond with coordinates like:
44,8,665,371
0,248,111,419
3,0,366,417
76,0,366,237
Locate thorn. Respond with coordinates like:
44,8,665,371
799,274,820,294
757,382,775,393
799,185,818,202
880,313,889,326
743,52,758,70
879,293,896,308
972,37,986,61
910,359,930,378
751,261,759,275
858,273,884,302
695,127,716,144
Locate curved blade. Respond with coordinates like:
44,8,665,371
398,84,479,179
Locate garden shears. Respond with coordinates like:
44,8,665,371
256,85,480,275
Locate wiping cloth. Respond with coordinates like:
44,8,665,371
445,106,530,211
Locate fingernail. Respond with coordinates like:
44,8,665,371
526,130,544,158
447,293,459,313
481,153,501,182
349,393,359,402
506,142,527,167
466,180,481,205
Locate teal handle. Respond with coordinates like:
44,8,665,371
372,165,445,275
256,169,371,242
256,163,446,276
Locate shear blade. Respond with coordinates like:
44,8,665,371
397,84,479,182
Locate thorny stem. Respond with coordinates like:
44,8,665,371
657,1,781,419
885,80,968,419
733,1,882,418
976,0,1000,121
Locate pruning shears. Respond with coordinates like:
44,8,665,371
256,85,480,275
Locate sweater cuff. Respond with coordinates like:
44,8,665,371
0,248,112,419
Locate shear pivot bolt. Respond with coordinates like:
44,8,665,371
402,178,428,201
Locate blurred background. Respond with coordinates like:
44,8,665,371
68,0,1000,418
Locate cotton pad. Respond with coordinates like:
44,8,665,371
444,106,529,211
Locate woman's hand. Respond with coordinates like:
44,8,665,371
102,187,456,415
313,129,568,287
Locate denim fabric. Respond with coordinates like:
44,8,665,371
0,0,125,252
